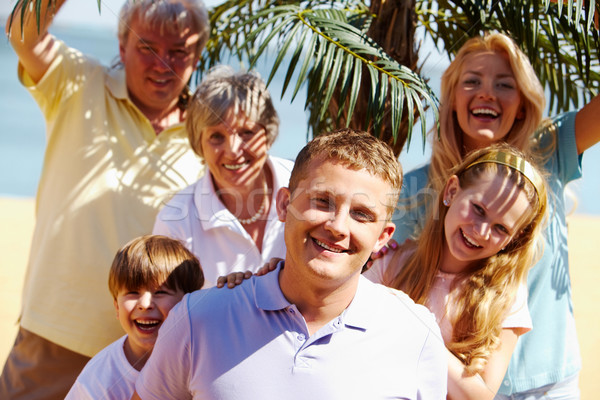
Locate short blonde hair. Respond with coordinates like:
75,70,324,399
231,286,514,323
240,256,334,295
289,129,403,218
186,65,280,158
108,235,204,299
118,0,209,54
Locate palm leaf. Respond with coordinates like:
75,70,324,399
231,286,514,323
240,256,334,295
205,2,438,146
418,0,600,114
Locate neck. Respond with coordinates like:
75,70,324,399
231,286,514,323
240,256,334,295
218,169,271,220
278,262,359,336
123,337,150,371
130,95,182,135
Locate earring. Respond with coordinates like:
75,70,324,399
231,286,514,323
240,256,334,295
443,199,450,206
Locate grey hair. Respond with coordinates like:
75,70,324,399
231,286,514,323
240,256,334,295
186,65,280,158
118,0,209,53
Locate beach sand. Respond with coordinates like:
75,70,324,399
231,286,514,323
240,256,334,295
0,196,598,397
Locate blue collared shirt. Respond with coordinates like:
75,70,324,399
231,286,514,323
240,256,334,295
136,263,447,399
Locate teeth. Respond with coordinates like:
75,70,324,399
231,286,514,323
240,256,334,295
314,239,344,253
136,320,159,326
224,162,248,170
472,108,498,117
461,230,480,248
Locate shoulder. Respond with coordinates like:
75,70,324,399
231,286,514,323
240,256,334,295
155,180,200,218
398,163,431,201
269,155,295,168
403,164,430,184
359,277,438,330
80,336,127,370
268,155,295,178
70,336,137,398
185,283,256,318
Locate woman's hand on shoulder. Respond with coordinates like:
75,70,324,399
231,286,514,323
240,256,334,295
364,239,400,270
216,271,253,289
215,257,283,289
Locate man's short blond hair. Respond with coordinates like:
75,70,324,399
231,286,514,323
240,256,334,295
289,129,403,218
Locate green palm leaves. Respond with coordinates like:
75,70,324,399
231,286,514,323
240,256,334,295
9,0,600,153
203,1,437,148
419,0,600,114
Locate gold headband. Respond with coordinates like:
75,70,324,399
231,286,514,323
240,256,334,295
466,151,544,198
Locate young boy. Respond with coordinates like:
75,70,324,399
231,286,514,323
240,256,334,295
133,130,447,400
65,235,204,400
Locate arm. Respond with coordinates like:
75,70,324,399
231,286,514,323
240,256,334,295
131,391,142,400
575,94,600,154
6,0,66,83
447,328,519,400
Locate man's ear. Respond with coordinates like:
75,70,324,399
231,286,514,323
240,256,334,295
443,175,460,205
119,41,126,64
276,187,291,222
372,222,396,253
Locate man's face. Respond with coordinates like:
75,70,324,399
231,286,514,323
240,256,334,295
277,159,395,290
119,13,201,120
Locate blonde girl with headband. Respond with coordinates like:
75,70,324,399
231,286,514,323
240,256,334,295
391,32,600,398
365,144,548,399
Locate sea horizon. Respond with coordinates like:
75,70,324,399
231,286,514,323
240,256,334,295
1,23,599,215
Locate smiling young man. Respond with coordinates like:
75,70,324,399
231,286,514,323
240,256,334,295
133,130,447,400
2,1,208,398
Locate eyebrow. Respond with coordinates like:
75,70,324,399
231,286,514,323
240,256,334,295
462,70,516,79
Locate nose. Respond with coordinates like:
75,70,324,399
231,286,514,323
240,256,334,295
477,81,496,101
474,220,491,240
225,133,244,157
324,209,349,239
151,49,173,72
137,292,155,310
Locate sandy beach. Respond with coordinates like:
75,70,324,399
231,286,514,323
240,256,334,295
1,196,598,397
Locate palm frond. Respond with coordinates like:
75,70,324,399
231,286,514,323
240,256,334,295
203,1,437,146
417,0,600,114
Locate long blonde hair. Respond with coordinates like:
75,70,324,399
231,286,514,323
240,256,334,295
429,32,546,194
392,144,548,374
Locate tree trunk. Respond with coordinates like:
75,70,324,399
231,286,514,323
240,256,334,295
326,0,419,156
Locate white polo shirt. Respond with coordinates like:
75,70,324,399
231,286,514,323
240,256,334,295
153,156,293,287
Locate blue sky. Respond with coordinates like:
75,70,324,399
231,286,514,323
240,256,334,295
1,0,221,29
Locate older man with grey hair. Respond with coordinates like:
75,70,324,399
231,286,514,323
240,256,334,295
1,1,208,398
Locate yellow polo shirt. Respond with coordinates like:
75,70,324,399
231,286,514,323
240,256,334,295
18,41,203,357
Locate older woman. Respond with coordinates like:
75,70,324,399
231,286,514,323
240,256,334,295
153,66,293,287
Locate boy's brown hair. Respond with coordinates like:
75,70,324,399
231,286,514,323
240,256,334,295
108,235,204,299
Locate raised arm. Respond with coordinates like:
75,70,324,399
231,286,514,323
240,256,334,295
575,94,600,154
5,0,66,83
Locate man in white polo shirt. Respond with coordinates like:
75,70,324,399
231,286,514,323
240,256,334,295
133,130,447,400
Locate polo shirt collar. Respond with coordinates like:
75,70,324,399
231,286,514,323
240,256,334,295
253,262,374,332
195,171,233,230
105,66,129,101
336,276,374,331
254,261,291,311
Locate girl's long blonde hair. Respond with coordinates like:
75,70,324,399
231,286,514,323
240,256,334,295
429,32,546,194
391,144,548,375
